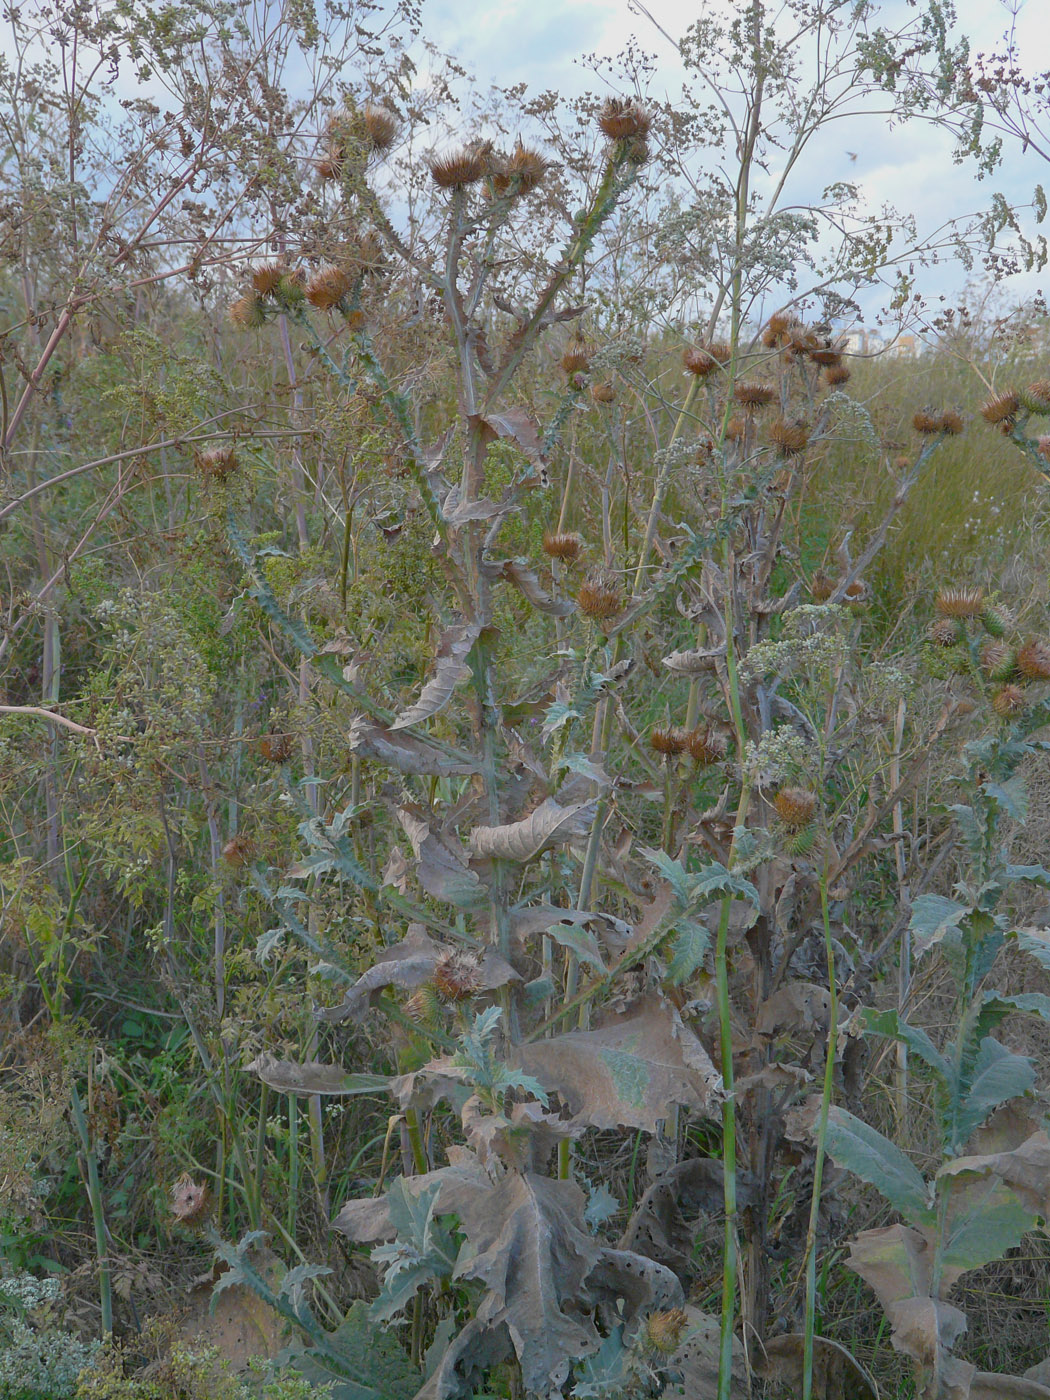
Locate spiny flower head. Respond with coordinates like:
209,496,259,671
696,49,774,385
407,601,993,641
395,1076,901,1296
362,102,399,151
577,570,623,621
979,640,1016,682
598,98,650,141
934,586,984,619
645,1308,688,1354
228,292,266,330
433,951,483,1004
194,446,239,480
559,337,591,376
774,787,818,830
1017,639,1050,680
768,417,810,456
992,683,1027,719
259,732,295,763
306,265,354,311
688,725,729,766
734,382,776,407
542,531,583,563
810,346,843,368
1020,379,1050,413
825,364,851,386
171,1173,210,1224
429,143,492,189
590,381,616,404
927,617,962,647
810,570,835,602
221,833,256,867
683,343,731,377
492,141,550,195
404,984,443,1026
273,269,306,308
649,725,689,757
980,600,1013,637
980,390,1020,426
251,262,285,297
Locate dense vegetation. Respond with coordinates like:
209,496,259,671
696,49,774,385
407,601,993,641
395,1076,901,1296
7,1,1050,1397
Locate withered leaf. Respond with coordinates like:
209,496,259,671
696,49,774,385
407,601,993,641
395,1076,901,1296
317,927,517,1024
491,560,575,616
661,646,726,675
620,1157,738,1283
475,408,545,463
247,1052,390,1098
333,1151,491,1244
972,1377,1050,1400
349,718,479,776
515,995,722,1132
390,620,481,730
937,1130,1050,1220
756,981,831,1036
397,804,482,908
755,1332,878,1399
469,797,596,862
660,1304,748,1398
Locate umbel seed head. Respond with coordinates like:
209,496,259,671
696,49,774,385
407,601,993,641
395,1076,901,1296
577,570,623,621
542,531,583,563
774,787,818,830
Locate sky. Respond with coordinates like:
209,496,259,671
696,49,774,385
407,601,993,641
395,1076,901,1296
407,0,1050,327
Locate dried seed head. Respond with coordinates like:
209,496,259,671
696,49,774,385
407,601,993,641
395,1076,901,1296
810,347,843,368
493,141,550,195
810,570,835,602
433,951,483,1004
590,381,616,404
221,834,256,867
912,409,941,435
645,1308,688,1354
598,98,650,141
577,570,623,621
774,787,818,830
824,364,851,386
928,617,963,647
259,732,295,763
1017,639,1050,680
734,382,776,407
542,530,583,563
683,343,731,377
429,144,490,189
194,446,239,480
559,337,591,376
980,391,1020,425
306,265,354,311
649,725,689,757
979,640,1017,682
768,417,810,456
844,578,869,602
992,683,1027,719
1020,379,1050,413
688,725,729,766
315,151,342,179
171,1173,210,1224
229,292,267,330
252,262,285,297
363,102,399,151
937,410,964,435
724,416,746,442
934,586,984,619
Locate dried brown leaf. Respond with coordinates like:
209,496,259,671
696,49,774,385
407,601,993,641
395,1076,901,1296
515,995,722,1132
469,797,596,862
332,1151,492,1244
756,981,831,1035
756,1332,879,1398
348,718,480,776
492,559,575,616
397,804,482,907
659,1304,748,1398
620,1157,744,1282
937,1131,1050,1218
246,1052,389,1097
475,408,545,462
973,1376,1050,1399
390,620,482,730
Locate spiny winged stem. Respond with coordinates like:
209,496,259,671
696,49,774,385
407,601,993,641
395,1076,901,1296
801,867,838,1400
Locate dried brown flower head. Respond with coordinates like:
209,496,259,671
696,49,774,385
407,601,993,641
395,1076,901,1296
221,834,256,867
228,293,266,330
649,726,689,757
1017,639,1050,680
1020,379,1050,413
934,587,984,619
559,337,591,376
429,144,491,189
1038,435,1050,461
259,733,295,763
306,265,354,311
542,531,583,563
590,381,616,404
251,262,285,297
598,98,650,141
734,382,776,407
363,102,399,151
194,446,239,480
315,152,342,180
980,391,1020,426
992,684,1027,719
404,984,443,1025
724,416,746,442
645,1308,688,1354
683,343,731,377
774,787,818,830
688,725,729,766
824,364,851,386
810,570,835,602
171,1173,210,1224
810,347,843,368
937,410,964,435
577,570,623,621
927,617,962,647
768,417,810,456
912,410,940,434
493,141,550,195
433,951,483,1003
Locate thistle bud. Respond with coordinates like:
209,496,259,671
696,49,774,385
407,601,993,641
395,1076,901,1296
433,951,483,1004
1017,639,1050,681
979,640,1017,682
273,270,306,308
404,984,443,1026
1019,379,1050,414
229,293,267,330
927,617,962,647
688,726,729,766
992,683,1027,719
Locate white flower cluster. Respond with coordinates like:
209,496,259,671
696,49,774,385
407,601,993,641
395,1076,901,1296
742,726,813,786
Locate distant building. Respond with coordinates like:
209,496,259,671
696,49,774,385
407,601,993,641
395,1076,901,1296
839,328,920,358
